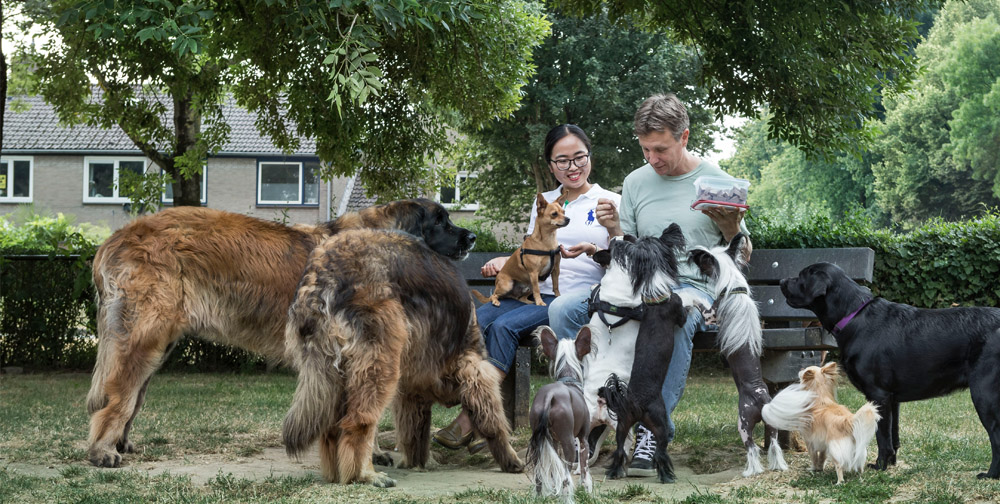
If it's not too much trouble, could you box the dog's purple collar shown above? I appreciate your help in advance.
[832,298,873,335]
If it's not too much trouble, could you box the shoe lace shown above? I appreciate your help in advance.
[633,425,656,460]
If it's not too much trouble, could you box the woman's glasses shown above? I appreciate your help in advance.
[549,153,590,171]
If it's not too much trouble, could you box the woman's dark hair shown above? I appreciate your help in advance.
[544,124,592,162]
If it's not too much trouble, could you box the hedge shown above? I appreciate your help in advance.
[5,209,1000,371]
[749,209,1000,308]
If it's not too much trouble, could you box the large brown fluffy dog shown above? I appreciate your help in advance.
[86,199,476,468]
[282,228,523,487]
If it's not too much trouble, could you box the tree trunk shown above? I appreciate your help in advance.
[1,32,7,148]
[530,157,556,193]
[171,90,203,207]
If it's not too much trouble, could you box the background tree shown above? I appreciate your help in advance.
[19,0,549,206]
[724,116,878,222]
[554,0,945,157]
[873,0,1000,223]
[462,10,718,223]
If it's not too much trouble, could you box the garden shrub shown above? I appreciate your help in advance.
[0,210,103,370]
[749,208,1000,308]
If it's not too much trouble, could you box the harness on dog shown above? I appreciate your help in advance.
[832,298,873,335]
[519,247,561,282]
[588,285,646,329]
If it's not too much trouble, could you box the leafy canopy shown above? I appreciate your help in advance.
[20,0,550,204]
[461,10,718,223]
[872,0,1000,224]
[553,0,943,157]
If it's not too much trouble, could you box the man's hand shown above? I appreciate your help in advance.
[596,198,623,237]
[700,206,745,242]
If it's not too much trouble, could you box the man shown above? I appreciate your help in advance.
[547,93,750,476]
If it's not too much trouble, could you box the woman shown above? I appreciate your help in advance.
[433,124,621,453]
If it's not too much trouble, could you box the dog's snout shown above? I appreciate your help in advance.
[466,232,477,245]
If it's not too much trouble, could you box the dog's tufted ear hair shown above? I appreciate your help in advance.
[537,326,559,361]
[593,249,612,268]
[575,325,593,360]
[623,234,638,243]
[800,366,818,385]
[821,361,839,378]
[688,248,719,279]
[725,233,747,266]
[659,223,686,251]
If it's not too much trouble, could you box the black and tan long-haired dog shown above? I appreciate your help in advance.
[590,225,688,483]
[688,233,789,477]
[526,325,592,502]
[86,199,476,468]
[781,262,1000,479]
[283,228,521,487]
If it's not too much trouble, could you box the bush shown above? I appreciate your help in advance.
[748,208,1000,308]
[0,210,104,370]
[1,209,272,372]
[454,218,517,252]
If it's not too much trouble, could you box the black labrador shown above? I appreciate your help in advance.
[780,262,1000,479]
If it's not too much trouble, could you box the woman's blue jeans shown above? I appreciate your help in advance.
[477,294,555,374]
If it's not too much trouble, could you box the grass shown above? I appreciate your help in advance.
[2,367,1000,503]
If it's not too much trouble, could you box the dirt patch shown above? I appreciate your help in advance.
[6,446,741,500]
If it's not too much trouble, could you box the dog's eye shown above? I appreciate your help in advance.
[550,212,558,217]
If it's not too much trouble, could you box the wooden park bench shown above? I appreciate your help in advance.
[461,247,875,431]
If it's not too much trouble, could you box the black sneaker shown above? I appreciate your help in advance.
[628,424,656,477]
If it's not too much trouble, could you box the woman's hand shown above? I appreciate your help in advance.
[700,206,746,242]
[481,256,509,278]
[561,242,598,259]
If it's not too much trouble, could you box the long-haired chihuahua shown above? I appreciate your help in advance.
[763,362,881,484]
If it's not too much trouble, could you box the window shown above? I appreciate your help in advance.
[0,156,33,203]
[162,168,208,205]
[257,162,320,205]
[439,171,479,211]
[82,157,148,203]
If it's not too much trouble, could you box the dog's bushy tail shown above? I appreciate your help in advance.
[527,407,573,500]
[281,281,346,459]
[761,383,816,432]
[848,402,881,471]
[598,374,636,423]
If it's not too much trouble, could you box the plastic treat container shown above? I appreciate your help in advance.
[690,176,750,210]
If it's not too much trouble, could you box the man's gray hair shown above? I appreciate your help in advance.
[634,93,689,140]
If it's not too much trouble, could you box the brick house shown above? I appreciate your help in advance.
[1,95,478,230]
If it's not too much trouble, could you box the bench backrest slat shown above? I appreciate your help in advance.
[746,248,874,284]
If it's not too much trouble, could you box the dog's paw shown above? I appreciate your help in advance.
[977,471,1000,480]
[605,465,626,480]
[370,472,396,488]
[116,439,136,454]
[372,451,394,467]
[88,446,122,468]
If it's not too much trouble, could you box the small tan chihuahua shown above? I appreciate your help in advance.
[473,193,569,306]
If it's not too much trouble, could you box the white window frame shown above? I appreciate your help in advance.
[439,171,480,211]
[256,161,320,206]
[82,156,149,204]
[161,167,208,205]
[0,155,34,203]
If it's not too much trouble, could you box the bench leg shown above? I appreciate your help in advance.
[500,346,532,431]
